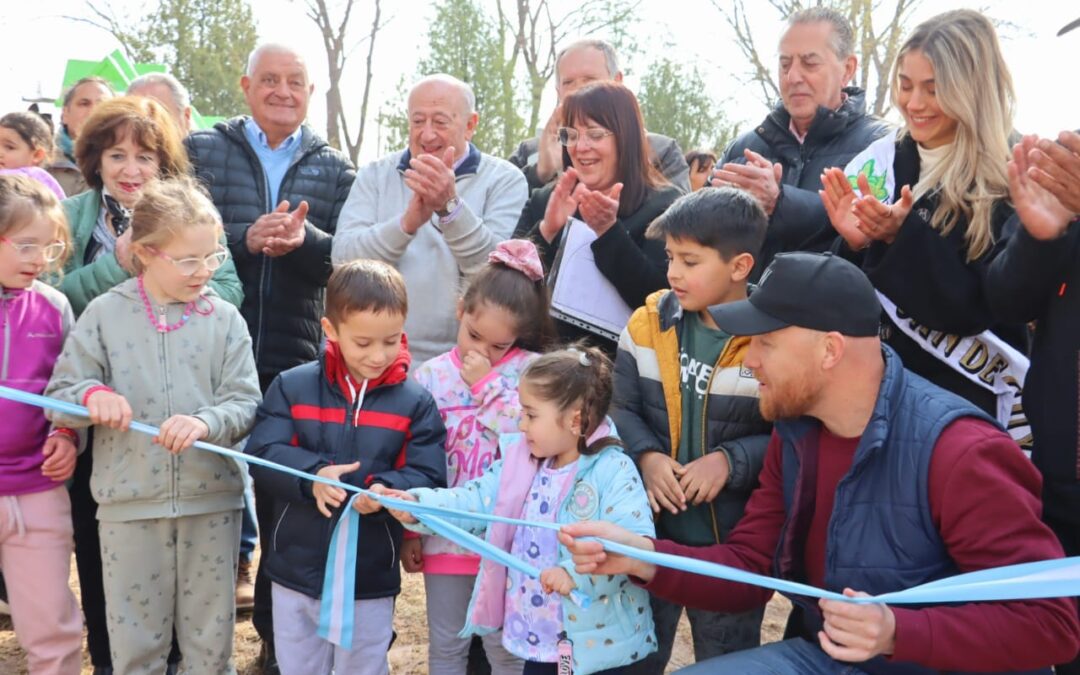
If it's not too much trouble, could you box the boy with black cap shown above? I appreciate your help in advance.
[613,187,772,670]
[566,251,1080,672]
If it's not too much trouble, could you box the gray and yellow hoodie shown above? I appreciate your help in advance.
[613,289,771,546]
[45,277,261,522]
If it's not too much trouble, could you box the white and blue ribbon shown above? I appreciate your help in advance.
[6,385,1080,646]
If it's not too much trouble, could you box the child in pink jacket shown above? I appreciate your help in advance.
[411,241,555,674]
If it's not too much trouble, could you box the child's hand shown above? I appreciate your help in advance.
[313,462,361,518]
[460,350,493,387]
[366,485,420,524]
[155,415,210,454]
[401,537,424,573]
[86,390,133,430]
[679,451,731,506]
[540,566,576,597]
[638,451,687,515]
[41,434,78,482]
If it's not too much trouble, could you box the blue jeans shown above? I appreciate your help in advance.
[239,478,258,562]
[674,638,868,674]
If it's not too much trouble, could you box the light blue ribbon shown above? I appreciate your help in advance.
[6,385,1080,645]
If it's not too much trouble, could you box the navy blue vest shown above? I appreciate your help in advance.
[771,347,1046,675]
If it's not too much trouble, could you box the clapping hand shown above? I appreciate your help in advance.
[1009,134,1076,241]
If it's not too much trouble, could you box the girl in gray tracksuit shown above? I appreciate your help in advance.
[46,178,261,674]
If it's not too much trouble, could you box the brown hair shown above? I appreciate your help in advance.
[684,149,716,175]
[520,344,619,456]
[129,175,222,274]
[75,96,189,190]
[325,260,408,326]
[461,261,556,353]
[561,81,665,217]
[0,174,72,272]
[0,112,55,160]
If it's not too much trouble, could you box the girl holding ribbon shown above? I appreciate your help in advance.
[45,176,261,674]
[377,346,656,675]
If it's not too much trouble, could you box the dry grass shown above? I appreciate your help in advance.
[0,551,790,674]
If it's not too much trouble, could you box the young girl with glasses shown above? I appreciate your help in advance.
[46,175,261,674]
[0,174,83,675]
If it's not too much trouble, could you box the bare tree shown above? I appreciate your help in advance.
[302,0,384,163]
[497,0,641,135]
[711,0,920,116]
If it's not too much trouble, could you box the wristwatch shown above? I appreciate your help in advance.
[437,196,462,217]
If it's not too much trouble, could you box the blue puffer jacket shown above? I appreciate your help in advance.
[407,426,656,675]
[186,117,356,383]
[245,339,447,600]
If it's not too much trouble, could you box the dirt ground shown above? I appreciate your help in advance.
[0,551,790,673]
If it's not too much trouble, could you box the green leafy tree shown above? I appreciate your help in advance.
[638,56,738,156]
[82,0,258,118]
[380,0,525,157]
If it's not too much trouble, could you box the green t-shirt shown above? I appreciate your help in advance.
[657,310,732,546]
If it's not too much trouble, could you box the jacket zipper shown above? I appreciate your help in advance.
[272,503,290,551]
[157,304,178,516]
[241,128,315,367]
[700,340,733,545]
[384,521,396,571]
[1,296,10,381]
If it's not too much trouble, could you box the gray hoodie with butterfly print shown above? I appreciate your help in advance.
[45,277,261,522]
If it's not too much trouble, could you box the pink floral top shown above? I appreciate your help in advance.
[413,346,539,574]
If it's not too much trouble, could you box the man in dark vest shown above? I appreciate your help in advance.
[563,252,1080,673]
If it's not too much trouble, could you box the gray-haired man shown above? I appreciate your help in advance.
[508,38,690,192]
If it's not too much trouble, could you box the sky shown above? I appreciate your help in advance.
[2,0,1078,162]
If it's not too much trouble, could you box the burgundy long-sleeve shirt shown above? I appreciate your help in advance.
[643,418,1080,671]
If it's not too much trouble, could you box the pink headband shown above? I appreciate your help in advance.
[488,240,544,282]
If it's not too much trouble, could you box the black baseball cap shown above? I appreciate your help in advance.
[711,252,881,337]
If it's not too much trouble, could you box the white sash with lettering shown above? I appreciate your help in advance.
[877,292,1031,451]
[842,134,1031,450]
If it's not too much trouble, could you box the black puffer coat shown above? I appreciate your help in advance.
[186,117,356,384]
[720,87,891,279]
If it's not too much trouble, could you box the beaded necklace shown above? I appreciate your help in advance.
[137,275,212,333]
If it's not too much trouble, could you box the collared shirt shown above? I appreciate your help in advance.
[243,118,304,207]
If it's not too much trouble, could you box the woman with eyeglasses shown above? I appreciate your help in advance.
[514,81,681,352]
[59,96,242,317]
[55,95,242,675]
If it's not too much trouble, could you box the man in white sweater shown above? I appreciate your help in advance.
[332,74,528,364]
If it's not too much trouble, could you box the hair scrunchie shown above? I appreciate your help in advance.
[488,239,544,282]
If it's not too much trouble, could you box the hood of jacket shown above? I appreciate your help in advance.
[322,334,411,406]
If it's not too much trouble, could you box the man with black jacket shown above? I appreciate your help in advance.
[185,41,355,675]
[711,7,890,279]
[985,22,1080,670]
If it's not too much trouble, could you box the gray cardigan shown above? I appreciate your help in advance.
[331,144,528,364]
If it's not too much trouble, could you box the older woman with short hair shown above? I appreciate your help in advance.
[60,95,242,315]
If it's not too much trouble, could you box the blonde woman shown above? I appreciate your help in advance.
[819,9,1023,417]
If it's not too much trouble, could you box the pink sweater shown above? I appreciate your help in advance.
[413,347,538,575]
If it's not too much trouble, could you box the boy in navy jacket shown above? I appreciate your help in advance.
[246,260,447,675]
